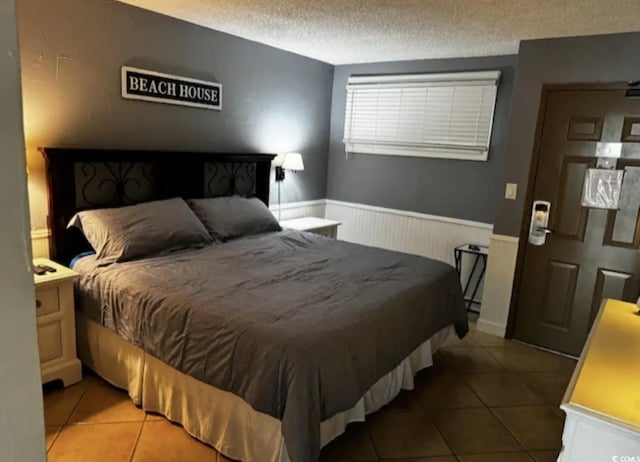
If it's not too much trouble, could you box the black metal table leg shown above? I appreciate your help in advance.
[454,244,488,313]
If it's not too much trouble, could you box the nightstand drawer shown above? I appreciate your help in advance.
[35,286,60,317]
[37,320,63,364]
[312,226,337,238]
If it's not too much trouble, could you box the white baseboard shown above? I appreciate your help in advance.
[476,317,507,337]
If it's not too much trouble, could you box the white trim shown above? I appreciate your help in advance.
[31,228,51,240]
[489,234,520,244]
[477,234,520,338]
[476,318,506,337]
[347,71,501,86]
[325,199,493,231]
[269,199,325,212]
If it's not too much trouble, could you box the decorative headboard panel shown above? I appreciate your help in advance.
[41,148,275,264]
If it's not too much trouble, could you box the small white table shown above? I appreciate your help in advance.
[33,258,82,387]
[279,217,341,238]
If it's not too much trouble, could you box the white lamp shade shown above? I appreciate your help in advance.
[282,152,304,171]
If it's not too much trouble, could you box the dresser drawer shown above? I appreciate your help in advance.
[37,320,63,364]
[35,285,60,317]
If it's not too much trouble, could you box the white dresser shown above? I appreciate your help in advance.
[559,299,640,461]
[33,258,82,387]
[279,217,341,238]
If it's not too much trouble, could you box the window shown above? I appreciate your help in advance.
[343,71,500,161]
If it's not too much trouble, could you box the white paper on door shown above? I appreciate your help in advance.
[581,168,623,209]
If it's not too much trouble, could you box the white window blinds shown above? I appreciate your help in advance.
[343,71,500,161]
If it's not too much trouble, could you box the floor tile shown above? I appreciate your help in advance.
[429,351,450,373]
[439,348,504,373]
[431,407,521,455]
[551,355,577,373]
[383,388,425,411]
[369,411,452,458]
[464,373,545,407]
[415,372,484,410]
[381,458,457,462]
[320,421,378,461]
[468,329,510,347]
[458,453,534,461]
[485,345,563,372]
[529,450,561,462]
[48,422,142,462]
[43,383,86,426]
[132,420,218,462]
[145,411,165,421]
[519,372,572,405]
[45,426,61,451]
[68,379,145,424]
[442,330,480,348]
[492,406,564,450]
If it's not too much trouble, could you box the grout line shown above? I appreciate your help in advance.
[45,425,62,455]
[486,406,527,452]
[44,379,93,454]
[61,381,92,427]
[365,420,381,460]
[128,419,146,462]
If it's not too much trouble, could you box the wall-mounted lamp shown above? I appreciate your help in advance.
[274,152,304,220]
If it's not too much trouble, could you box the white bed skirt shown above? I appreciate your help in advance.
[77,314,452,462]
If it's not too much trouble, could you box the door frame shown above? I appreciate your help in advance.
[504,81,631,339]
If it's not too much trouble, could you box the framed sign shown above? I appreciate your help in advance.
[121,66,222,110]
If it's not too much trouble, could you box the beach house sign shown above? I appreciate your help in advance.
[121,66,222,110]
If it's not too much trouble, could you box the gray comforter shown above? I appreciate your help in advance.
[75,229,467,462]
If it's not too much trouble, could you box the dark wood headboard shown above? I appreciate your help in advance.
[42,148,276,264]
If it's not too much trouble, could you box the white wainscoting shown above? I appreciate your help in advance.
[31,229,50,259]
[270,199,326,221]
[325,199,493,303]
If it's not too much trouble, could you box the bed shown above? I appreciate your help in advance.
[43,148,468,462]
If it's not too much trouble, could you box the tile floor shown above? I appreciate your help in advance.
[42,322,575,462]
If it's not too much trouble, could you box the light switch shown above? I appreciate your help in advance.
[505,183,518,200]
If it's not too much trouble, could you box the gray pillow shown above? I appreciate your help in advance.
[188,196,281,240]
[68,198,213,263]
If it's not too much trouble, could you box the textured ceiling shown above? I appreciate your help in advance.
[118,0,640,64]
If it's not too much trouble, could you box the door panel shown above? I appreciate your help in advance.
[605,162,640,247]
[590,268,634,324]
[555,156,594,240]
[514,89,640,356]
[540,260,579,330]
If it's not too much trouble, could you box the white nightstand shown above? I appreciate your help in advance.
[280,217,342,238]
[33,258,82,387]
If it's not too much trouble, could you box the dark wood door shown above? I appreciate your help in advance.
[514,88,640,356]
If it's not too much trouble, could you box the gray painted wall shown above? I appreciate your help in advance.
[494,31,640,236]
[18,0,333,229]
[327,55,516,224]
[0,1,46,461]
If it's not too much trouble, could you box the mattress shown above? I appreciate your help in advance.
[74,229,467,461]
